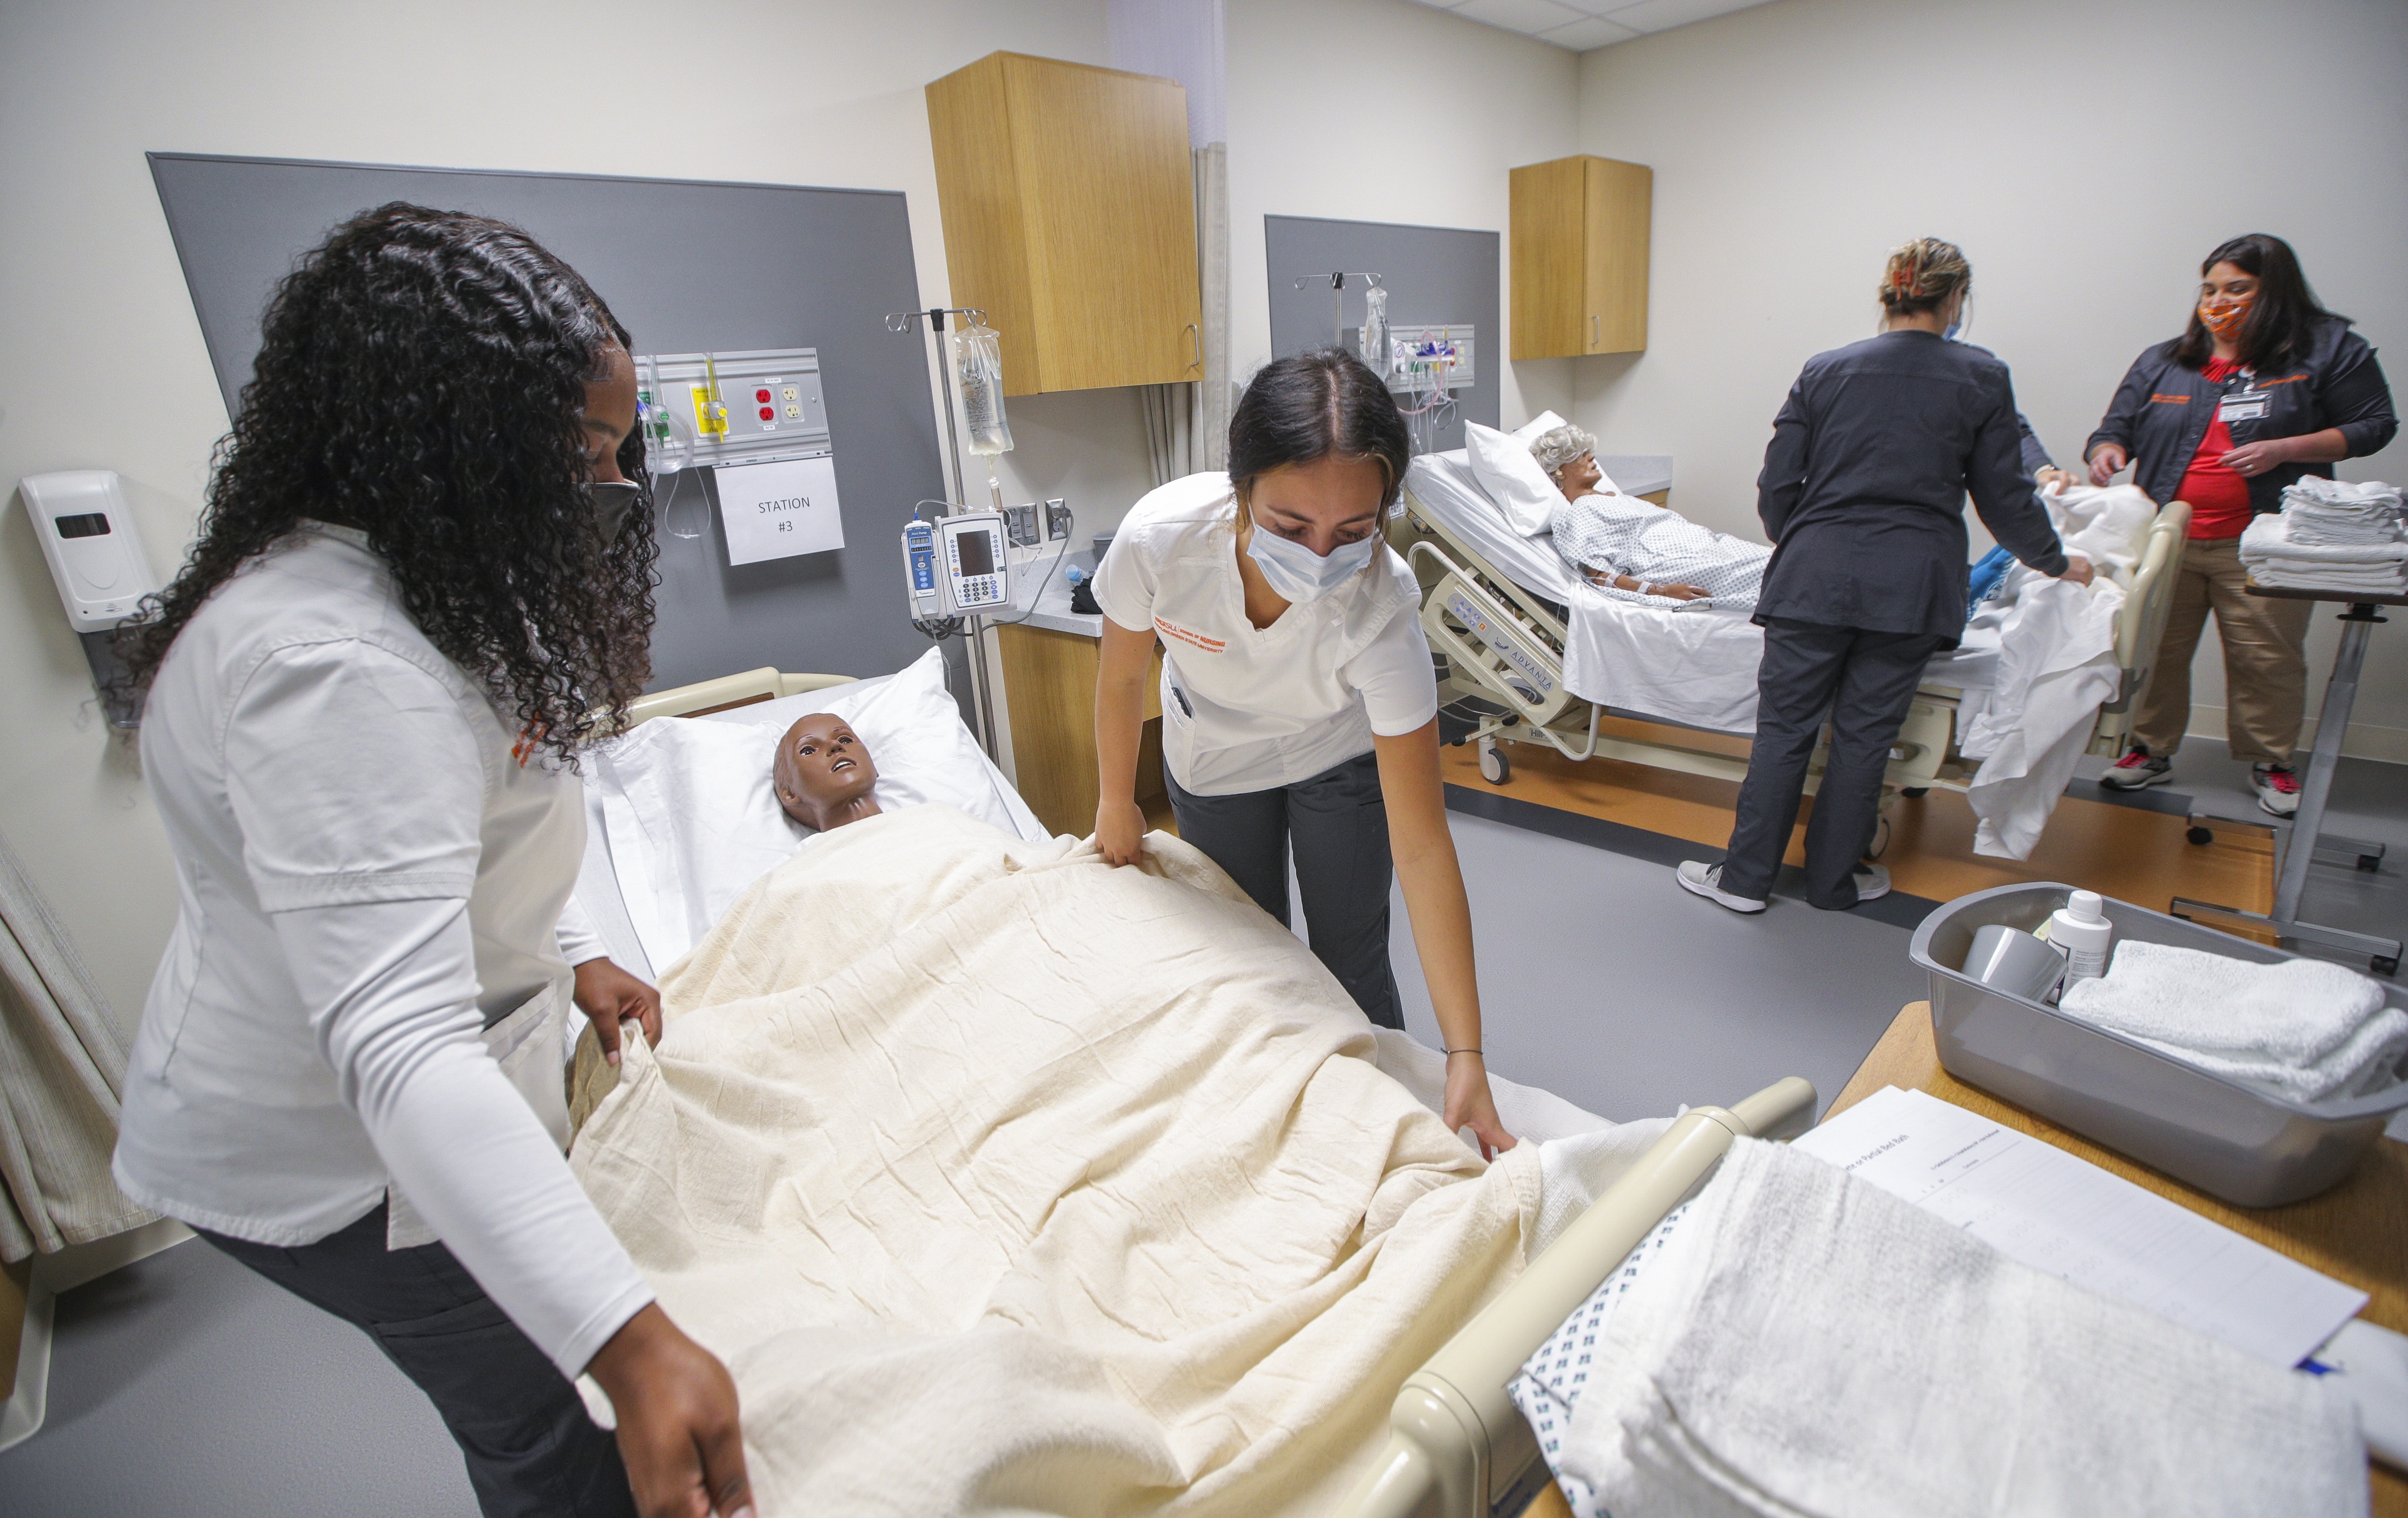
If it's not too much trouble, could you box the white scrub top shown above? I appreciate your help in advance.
[114,523,650,1378]
[1094,472,1438,796]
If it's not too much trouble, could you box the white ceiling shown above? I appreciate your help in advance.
[1400,0,1776,52]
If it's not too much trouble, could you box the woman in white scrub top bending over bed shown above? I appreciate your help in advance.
[1090,349,1515,1157]
[111,205,749,1518]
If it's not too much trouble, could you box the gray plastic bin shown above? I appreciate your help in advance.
[1909,882,2408,1208]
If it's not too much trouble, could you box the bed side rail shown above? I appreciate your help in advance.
[1339,1076,1818,1518]
[621,668,858,727]
[2093,498,2190,752]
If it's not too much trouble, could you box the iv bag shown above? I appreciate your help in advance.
[1360,285,1390,381]
[953,324,1015,456]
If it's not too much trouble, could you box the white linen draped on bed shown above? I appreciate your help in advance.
[569,804,1551,1515]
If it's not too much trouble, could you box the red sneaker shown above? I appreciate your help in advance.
[2100,749,2172,791]
[2253,764,2301,818]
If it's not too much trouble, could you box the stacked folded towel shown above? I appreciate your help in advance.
[2058,939,2408,1102]
[2240,479,2405,593]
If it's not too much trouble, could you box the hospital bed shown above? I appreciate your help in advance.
[1338,1075,1818,1518]
[1392,451,2189,839]
[571,655,1822,1515]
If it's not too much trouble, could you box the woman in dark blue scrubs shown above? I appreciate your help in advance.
[1679,238,2089,914]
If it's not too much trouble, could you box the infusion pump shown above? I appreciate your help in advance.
[902,510,1010,621]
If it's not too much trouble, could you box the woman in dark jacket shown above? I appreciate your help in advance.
[2089,233,2397,816]
[1678,238,2086,915]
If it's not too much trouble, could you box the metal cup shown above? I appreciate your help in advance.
[1965,923,2067,1004]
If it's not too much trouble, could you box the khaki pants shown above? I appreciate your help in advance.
[2131,536,2312,765]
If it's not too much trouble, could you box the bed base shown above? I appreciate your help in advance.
[1338,1075,1818,1518]
[1394,489,2191,814]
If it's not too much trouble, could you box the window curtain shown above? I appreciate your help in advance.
[0,830,152,1262]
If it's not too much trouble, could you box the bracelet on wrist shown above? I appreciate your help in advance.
[1444,1046,1482,1058]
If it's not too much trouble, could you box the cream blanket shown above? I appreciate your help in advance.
[570,804,1542,1515]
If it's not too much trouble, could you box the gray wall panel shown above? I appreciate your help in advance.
[1263,214,1499,453]
[149,153,954,693]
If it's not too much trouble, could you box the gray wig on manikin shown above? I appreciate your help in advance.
[1528,423,1598,480]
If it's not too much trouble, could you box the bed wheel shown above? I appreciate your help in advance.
[1478,740,1510,786]
[1900,787,1930,799]
[1867,814,1891,860]
[2186,826,2214,846]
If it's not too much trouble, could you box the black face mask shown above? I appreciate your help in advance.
[584,480,642,547]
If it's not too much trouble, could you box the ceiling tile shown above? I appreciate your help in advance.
[1594,0,1773,34]
[1538,14,1642,48]
[1448,0,1590,36]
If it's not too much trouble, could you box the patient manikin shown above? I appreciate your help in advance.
[1529,423,1771,610]
[773,713,884,832]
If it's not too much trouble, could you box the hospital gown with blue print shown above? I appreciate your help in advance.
[1547,490,1771,612]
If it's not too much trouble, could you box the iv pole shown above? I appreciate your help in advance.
[1292,271,1383,347]
[885,305,1000,760]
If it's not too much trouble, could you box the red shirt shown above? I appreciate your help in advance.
[2177,356,2254,538]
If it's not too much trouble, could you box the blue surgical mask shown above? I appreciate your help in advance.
[1945,292,1974,342]
[1245,522,1378,603]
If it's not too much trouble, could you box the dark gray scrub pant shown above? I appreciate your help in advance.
[1718,618,1943,909]
[1164,749,1405,1028]
[196,1204,635,1518]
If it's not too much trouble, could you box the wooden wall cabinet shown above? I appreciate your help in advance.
[1510,155,1652,359]
[926,52,1203,396]
[996,624,1168,838]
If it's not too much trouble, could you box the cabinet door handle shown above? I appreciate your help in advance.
[1185,322,1201,372]
[1590,314,1599,348]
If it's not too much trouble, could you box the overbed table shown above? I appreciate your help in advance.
[1835,1001,2408,1517]
[2172,584,2407,975]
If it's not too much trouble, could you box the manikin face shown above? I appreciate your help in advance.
[1555,452,1603,500]
[772,713,879,828]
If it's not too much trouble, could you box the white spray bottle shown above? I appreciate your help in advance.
[2041,889,2115,988]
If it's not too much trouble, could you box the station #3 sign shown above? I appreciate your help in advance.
[714,456,843,565]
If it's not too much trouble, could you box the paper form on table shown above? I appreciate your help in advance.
[1792,1085,2367,1367]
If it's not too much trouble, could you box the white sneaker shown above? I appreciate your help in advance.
[1851,863,1892,903]
[2253,764,2301,818]
[1677,860,1766,914]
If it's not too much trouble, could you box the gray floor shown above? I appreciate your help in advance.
[1388,811,1927,1124]
[6,754,2400,1513]
[0,1231,476,1517]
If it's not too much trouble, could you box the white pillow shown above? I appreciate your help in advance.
[1512,409,1569,443]
[592,648,1044,971]
[1466,420,1569,537]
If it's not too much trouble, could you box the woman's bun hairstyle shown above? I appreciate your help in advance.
[1878,237,1971,317]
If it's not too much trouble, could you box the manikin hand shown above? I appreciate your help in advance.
[573,957,662,1066]
[1444,1052,1518,1161]
[1094,796,1148,868]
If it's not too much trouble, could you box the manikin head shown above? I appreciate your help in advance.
[772,713,882,831]
[1529,423,1603,502]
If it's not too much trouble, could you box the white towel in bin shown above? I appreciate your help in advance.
[1551,1137,2364,1518]
[2059,941,2408,1103]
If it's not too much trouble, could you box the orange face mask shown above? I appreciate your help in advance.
[2199,294,2254,340]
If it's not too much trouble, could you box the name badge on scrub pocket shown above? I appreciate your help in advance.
[2220,372,2271,424]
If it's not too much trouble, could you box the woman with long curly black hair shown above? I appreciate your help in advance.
[112,204,751,1518]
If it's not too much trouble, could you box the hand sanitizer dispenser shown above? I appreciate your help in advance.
[18,470,161,727]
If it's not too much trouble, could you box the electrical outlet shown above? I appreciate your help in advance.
[1045,498,1073,541]
[1003,502,1038,549]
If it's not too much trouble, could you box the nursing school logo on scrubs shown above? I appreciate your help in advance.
[1154,616,1225,654]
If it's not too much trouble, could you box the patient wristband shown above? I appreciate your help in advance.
[1444,1046,1482,1058]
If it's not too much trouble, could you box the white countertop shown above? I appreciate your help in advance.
[988,546,1102,638]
